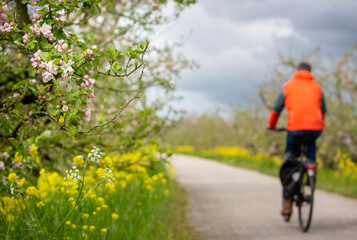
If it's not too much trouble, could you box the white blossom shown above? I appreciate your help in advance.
[40,23,52,35]
[87,146,103,164]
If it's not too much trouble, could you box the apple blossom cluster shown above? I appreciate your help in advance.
[0,5,14,33]
[29,23,56,40]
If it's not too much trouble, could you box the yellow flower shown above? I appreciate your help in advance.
[65,221,71,225]
[73,155,84,167]
[105,182,115,193]
[83,225,88,230]
[39,169,46,175]
[111,213,119,220]
[8,173,17,183]
[96,168,105,179]
[26,186,38,197]
[101,228,107,234]
[71,224,76,229]
[16,177,26,188]
[92,211,97,215]
[89,226,95,231]
[82,233,88,239]
[58,115,65,124]
[37,201,45,208]
[97,197,105,205]
[82,213,89,219]
[164,189,170,195]
[29,145,38,156]
[14,152,23,162]
[102,204,108,210]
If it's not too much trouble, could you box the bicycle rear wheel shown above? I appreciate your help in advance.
[298,171,315,232]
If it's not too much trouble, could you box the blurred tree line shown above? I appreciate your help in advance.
[162,47,357,168]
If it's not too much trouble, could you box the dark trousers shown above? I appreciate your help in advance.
[285,130,322,163]
[282,130,322,200]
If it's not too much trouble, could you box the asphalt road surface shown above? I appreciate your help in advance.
[171,154,357,240]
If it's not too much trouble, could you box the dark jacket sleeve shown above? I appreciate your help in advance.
[267,89,285,129]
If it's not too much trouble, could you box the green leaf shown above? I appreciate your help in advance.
[112,62,120,71]
[12,80,28,91]
[86,62,92,70]
[53,26,67,40]
[40,52,51,62]
[53,59,60,65]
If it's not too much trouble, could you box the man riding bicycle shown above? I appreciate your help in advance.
[267,62,327,216]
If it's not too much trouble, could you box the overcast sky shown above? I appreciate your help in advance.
[151,0,357,114]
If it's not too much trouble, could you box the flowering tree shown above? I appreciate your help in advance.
[0,0,195,179]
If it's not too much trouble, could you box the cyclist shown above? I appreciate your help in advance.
[267,62,327,216]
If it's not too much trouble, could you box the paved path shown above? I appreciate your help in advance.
[171,154,357,240]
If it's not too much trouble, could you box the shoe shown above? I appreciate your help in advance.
[281,198,292,216]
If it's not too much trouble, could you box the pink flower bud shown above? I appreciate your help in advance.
[56,105,60,109]
[86,49,93,55]
[84,75,88,79]
[91,58,95,61]
[38,87,42,90]
[67,49,73,54]
[46,98,50,101]
[38,96,41,99]
[13,93,20,98]
[42,96,46,99]
[60,60,64,65]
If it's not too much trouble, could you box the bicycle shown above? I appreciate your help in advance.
[269,127,317,232]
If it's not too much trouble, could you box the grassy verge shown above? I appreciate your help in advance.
[166,181,202,240]
[177,151,357,199]
[0,146,200,240]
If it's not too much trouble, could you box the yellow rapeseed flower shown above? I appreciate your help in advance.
[164,189,170,195]
[111,213,119,220]
[37,201,45,208]
[89,226,95,231]
[97,197,105,205]
[92,211,96,215]
[82,213,89,219]
[39,169,46,175]
[14,152,23,162]
[58,115,65,124]
[29,145,38,156]
[8,173,17,183]
[73,155,84,167]
[26,186,38,197]
[83,225,88,230]
[65,220,71,225]
[101,228,107,234]
[71,224,76,229]
[17,178,26,188]
[102,204,108,210]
